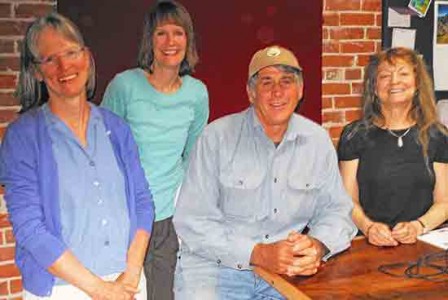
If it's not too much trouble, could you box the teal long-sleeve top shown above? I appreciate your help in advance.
[102,68,209,221]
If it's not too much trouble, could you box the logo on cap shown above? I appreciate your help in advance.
[266,46,281,57]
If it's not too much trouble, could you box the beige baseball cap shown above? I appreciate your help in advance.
[248,45,302,79]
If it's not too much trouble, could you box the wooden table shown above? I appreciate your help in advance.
[254,238,448,299]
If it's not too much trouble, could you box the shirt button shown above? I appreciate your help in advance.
[237,264,242,269]
[273,208,278,213]
[101,219,108,226]
[305,183,310,188]
[104,240,110,246]
[98,198,103,205]
[274,178,278,183]
[217,259,221,264]
[265,234,269,239]
[93,180,100,187]
[89,161,95,167]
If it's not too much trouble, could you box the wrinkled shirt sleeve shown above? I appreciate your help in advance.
[0,126,67,269]
[174,132,257,270]
[307,137,357,259]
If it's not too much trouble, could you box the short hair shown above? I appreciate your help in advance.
[137,0,198,76]
[16,12,96,113]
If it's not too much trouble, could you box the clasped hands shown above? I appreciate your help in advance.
[251,231,326,277]
[91,267,141,300]
[366,220,424,247]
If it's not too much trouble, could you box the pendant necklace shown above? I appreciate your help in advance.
[387,128,411,148]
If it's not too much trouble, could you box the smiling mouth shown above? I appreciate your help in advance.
[58,73,77,83]
[389,88,406,94]
[162,49,181,56]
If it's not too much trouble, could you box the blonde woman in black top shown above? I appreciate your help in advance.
[338,48,448,247]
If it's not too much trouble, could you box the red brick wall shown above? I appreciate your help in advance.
[0,0,381,298]
[323,0,382,144]
[0,2,56,298]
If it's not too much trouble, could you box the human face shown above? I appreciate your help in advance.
[248,66,303,139]
[34,27,90,102]
[375,59,416,107]
[152,22,187,71]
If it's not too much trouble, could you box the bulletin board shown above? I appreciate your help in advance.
[382,0,448,101]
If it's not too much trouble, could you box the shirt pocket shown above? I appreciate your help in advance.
[285,174,322,220]
[218,169,265,221]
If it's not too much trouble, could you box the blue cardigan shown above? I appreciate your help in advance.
[0,106,154,296]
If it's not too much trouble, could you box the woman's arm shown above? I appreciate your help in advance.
[339,159,398,246]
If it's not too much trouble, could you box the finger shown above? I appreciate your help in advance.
[291,237,314,253]
[286,262,320,276]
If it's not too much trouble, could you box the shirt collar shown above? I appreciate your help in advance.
[42,102,102,126]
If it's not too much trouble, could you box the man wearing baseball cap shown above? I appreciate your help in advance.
[173,45,356,299]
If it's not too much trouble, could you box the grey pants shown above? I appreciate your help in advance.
[144,217,179,300]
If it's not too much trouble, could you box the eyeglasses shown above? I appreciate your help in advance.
[34,47,85,67]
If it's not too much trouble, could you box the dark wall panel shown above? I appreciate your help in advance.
[59,0,322,122]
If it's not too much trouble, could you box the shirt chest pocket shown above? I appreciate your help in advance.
[285,175,322,220]
[218,169,266,221]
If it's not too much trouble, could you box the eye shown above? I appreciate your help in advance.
[280,77,294,86]
[174,29,185,37]
[155,30,166,37]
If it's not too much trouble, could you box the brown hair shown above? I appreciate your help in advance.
[361,47,447,163]
[137,0,198,76]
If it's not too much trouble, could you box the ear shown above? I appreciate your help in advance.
[33,66,44,82]
[246,85,255,104]
[297,81,304,103]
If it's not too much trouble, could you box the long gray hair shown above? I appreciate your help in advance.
[16,12,96,113]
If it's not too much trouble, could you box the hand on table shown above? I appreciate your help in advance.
[392,221,422,244]
[366,222,398,247]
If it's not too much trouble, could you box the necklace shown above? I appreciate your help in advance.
[387,128,411,148]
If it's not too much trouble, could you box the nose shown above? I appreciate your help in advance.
[55,55,71,70]
[271,81,283,96]
[390,72,398,84]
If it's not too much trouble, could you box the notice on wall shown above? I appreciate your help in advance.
[408,0,432,17]
[388,7,411,27]
[392,28,416,49]
[433,2,448,90]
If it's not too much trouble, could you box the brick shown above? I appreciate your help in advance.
[0,110,18,123]
[323,12,339,26]
[10,279,22,294]
[0,281,7,295]
[375,14,382,26]
[335,96,362,108]
[362,0,382,12]
[322,83,351,95]
[325,0,361,11]
[0,21,30,36]
[330,28,364,40]
[0,246,15,261]
[357,54,373,67]
[322,55,354,67]
[323,111,344,123]
[346,109,362,122]
[0,93,19,106]
[322,28,329,40]
[352,82,364,94]
[340,13,375,26]
[329,126,344,139]
[0,214,11,228]
[324,69,343,81]
[0,75,16,89]
[323,40,339,53]
[322,97,333,109]
[0,264,20,278]
[0,3,11,18]
[15,3,55,19]
[367,27,381,39]
[0,56,20,72]
[0,231,3,245]
[345,68,362,80]
[341,41,376,53]
[5,229,15,244]
[0,40,15,53]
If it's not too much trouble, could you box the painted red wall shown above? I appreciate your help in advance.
[59,0,322,123]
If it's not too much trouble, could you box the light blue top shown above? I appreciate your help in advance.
[43,104,129,284]
[173,106,356,279]
[102,68,209,221]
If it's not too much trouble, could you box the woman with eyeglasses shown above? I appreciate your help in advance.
[0,12,154,299]
[338,48,448,247]
[101,1,209,299]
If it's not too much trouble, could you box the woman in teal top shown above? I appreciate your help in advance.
[101,1,209,299]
